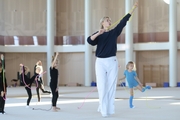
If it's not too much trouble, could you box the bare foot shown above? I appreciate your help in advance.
[52,107,58,112]
[55,107,60,110]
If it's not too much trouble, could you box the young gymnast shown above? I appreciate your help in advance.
[119,61,152,108]
[0,54,7,114]
[50,52,60,112]
[19,64,34,108]
[87,2,138,117]
[33,61,51,102]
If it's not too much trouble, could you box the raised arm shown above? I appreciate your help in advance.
[51,52,59,68]
[1,54,4,61]
[129,2,138,15]
[20,63,29,73]
[1,54,5,70]
[19,64,24,74]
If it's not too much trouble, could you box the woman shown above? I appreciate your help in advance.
[87,2,138,117]
[50,52,60,112]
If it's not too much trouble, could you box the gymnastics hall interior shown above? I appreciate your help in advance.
[1,0,180,120]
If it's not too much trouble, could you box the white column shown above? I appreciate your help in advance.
[125,0,133,63]
[84,0,92,86]
[47,0,55,86]
[125,0,133,86]
[169,0,177,87]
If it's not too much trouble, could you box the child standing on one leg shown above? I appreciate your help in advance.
[119,61,152,108]
[33,61,51,103]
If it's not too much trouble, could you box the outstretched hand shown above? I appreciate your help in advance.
[134,1,138,8]
[129,1,138,15]
[19,63,23,67]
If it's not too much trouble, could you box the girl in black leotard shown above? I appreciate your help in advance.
[19,64,33,108]
[50,52,60,112]
[0,54,7,114]
[33,61,51,102]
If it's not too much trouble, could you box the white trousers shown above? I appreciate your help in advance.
[95,56,118,116]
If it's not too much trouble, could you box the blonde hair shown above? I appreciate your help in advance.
[126,61,136,71]
[36,65,43,74]
[38,61,42,66]
[99,16,111,29]
[19,66,29,74]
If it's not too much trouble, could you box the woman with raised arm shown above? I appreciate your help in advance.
[87,2,138,117]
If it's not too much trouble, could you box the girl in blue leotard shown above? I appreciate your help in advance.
[119,61,151,108]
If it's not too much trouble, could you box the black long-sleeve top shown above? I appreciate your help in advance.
[50,67,58,87]
[0,69,7,92]
[34,65,37,75]
[20,66,33,87]
[87,13,131,58]
[33,64,39,80]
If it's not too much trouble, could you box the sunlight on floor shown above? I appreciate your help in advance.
[5,99,124,108]
[140,96,174,99]
[170,102,180,105]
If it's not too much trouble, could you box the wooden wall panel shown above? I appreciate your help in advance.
[59,52,85,85]
[5,53,47,86]
[138,0,169,33]
[4,52,86,86]
[56,0,85,36]
[143,65,169,87]
[3,51,180,87]
[0,0,180,36]
[0,0,46,36]
[56,0,125,36]
[4,52,126,86]
[136,51,169,87]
